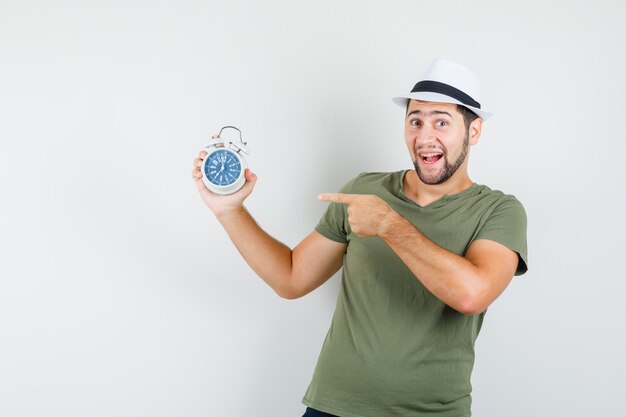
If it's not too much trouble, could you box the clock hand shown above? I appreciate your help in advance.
[212,155,226,179]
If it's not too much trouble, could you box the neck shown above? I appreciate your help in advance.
[403,169,474,207]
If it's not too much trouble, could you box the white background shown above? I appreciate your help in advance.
[1,1,625,416]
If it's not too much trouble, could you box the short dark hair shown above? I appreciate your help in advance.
[405,100,480,131]
[455,104,479,131]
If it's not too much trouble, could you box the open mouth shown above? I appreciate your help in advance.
[419,151,444,165]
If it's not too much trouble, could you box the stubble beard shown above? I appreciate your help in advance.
[413,132,470,185]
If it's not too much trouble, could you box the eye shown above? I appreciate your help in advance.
[409,119,421,127]
[435,120,448,127]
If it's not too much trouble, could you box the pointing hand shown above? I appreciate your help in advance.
[318,193,398,237]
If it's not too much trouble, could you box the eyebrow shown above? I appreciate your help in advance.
[406,110,453,118]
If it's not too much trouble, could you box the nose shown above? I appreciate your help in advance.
[413,123,438,145]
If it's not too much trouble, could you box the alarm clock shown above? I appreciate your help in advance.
[201,126,250,195]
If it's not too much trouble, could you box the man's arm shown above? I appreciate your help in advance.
[380,215,518,314]
[319,193,518,315]
[193,151,346,299]
[215,207,346,298]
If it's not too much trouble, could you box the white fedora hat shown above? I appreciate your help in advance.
[392,58,492,121]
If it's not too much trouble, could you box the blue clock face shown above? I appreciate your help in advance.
[204,149,242,186]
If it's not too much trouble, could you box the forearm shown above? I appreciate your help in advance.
[317,192,516,314]
[216,206,293,297]
[379,213,484,314]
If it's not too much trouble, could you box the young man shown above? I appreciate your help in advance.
[192,58,528,417]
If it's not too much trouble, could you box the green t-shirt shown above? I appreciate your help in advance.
[302,170,528,417]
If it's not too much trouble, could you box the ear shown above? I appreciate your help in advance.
[468,117,482,146]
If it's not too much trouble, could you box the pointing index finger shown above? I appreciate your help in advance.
[318,193,353,204]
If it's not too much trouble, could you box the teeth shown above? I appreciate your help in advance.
[421,152,443,157]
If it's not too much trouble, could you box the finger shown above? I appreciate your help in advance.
[194,157,203,167]
[238,169,257,194]
[244,168,256,183]
[318,193,353,204]
[193,171,208,192]
[243,169,257,189]
[198,150,208,158]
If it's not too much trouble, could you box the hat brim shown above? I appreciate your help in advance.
[392,91,492,121]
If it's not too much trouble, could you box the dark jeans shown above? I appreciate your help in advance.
[302,407,339,417]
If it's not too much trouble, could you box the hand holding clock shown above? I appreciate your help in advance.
[192,149,257,218]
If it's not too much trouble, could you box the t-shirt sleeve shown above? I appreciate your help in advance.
[314,176,358,244]
[474,196,529,276]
